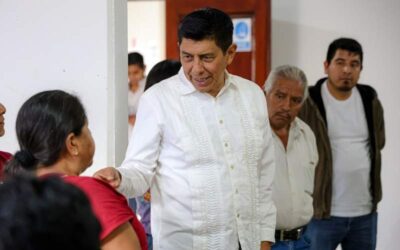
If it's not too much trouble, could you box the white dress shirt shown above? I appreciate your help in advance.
[128,77,146,116]
[272,117,318,230]
[118,69,276,250]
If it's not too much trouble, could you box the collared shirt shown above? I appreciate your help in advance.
[128,77,146,116]
[272,118,318,230]
[118,69,276,250]
[128,77,146,138]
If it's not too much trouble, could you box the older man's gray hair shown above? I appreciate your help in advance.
[264,65,309,102]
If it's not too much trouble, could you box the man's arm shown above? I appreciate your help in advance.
[95,95,162,198]
[260,241,272,250]
[376,98,385,150]
[258,93,277,244]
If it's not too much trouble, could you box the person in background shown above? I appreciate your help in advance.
[144,59,182,91]
[95,7,276,250]
[299,38,385,250]
[128,52,146,130]
[0,175,101,250]
[264,65,318,250]
[5,90,147,250]
[133,59,182,250]
[127,52,146,216]
[0,102,12,182]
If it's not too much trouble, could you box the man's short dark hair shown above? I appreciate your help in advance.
[326,38,363,68]
[128,52,145,68]
[178,7,233,53]
[0,175,101,250]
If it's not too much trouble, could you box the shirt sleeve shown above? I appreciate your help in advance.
[118,94,162,198]
[257,92,277,243]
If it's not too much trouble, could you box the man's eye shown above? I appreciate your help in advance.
[336,61,344,66]
[203,56,214,62]
[292,98,302,104]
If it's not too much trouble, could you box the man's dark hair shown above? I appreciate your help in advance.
[128,52,145,68]
[0,175,101,250]
[326,38,363,68]
[145,60,181,91]
[5,90,87,177]
[178,7,233,53]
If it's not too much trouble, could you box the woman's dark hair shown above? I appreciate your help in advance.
[5,90,87,177]
[0,175,101,250]
[144,60,181,91]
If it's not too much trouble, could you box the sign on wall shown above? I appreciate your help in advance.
[232,18,252,52]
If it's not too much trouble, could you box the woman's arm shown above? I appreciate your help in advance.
[102,222,141,250]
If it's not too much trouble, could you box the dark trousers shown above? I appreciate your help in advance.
[304,212,378,250]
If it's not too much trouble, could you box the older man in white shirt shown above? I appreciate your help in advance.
[264,65,318,250]
[95,8,276,250]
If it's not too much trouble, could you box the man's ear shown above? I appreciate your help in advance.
[65,133,79,157]
[225,44,237,66]
[323,61,329,75]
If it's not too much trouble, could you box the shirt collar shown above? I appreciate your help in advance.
[272,117,303,141]
[290,117,305,140]
[177,68,237,96]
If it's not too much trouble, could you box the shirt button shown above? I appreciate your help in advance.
[230,165,234,170]
[224,143,228,147]
[219,119,223,124]
[235,189,239,194]
[237,213,240,218]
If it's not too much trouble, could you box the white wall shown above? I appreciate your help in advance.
[0,0,128,175]
[272,1,400,249]
[127,1,166,74]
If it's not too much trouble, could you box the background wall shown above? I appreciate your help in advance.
[127,1,166,74]
[0,0,128,175]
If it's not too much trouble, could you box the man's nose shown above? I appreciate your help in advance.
[343,64,351,73]
[281,98,290,111]
[192,58,205,74]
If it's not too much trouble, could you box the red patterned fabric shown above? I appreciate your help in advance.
[0,151,12,181]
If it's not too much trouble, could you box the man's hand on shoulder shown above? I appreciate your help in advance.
[260,241,272,250]
[93,167,121,189]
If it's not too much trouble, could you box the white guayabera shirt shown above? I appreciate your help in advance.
[118,69,276,250]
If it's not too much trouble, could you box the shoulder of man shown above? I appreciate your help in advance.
[356,83,379,99]
[229,73,263,94]
[295,116,316,136]
[307,77,326,99]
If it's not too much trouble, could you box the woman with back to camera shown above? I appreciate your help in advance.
[5,90,147,250]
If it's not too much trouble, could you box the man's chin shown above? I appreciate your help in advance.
[338,86,353,92]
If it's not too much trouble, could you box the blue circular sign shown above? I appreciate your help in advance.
[235,21,248,39]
